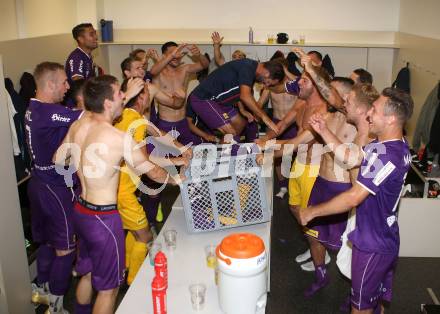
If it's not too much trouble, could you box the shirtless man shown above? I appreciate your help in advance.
[120,56,187,126]
[258,76,299,198]
[115,79,190,286]
[308,82,379,310]
[150,41,209,145]
[260,54,358,295]
[54,75,185,314]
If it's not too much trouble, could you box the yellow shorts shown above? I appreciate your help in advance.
[118,192,148,231]
[288,159,320,208]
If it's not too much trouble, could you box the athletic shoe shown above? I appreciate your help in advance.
[304,265,330,298]
[300,252,331,272]
[45,295,69,314]
[275,187,288,199]
[31,283,49,305]
[295,249,311,263]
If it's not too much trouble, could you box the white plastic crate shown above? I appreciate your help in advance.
[179,144,270,233]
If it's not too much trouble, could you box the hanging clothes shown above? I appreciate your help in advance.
[322,54,335,78]
[5,92,21,156]
[413,82,440,150]
[392,63,410,94]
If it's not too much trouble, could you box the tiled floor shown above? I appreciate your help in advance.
[36,184,440,313]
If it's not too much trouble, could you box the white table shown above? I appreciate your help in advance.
[116,177,273,314]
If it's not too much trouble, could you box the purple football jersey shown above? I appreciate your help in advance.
[349,139,411,254]
[25,99,82,186]
[65,47,95,83]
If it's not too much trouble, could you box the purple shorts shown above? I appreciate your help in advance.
[27,177,76,250]
[304,176,350,250]
[73,199,125,291]
[272,117,298,140]
[189,94,238,130]
[242,121,259,142]
[351,246,397,310]
[149,103,159,125]
[156,117,202,146]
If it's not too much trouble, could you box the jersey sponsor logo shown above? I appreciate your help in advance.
[51,113,71,123]
[386,215,396,227]
[69,59,74,72]
[79,60,84,74]
[372,161,395,186]
[34,164,56,171]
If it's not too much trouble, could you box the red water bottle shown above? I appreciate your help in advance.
[151,275,167,314]
[154,251,168,287]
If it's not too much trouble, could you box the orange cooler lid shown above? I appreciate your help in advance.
[219,233,265,259]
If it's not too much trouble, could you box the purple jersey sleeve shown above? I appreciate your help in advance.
[67,53,86,79]
[357,142,396,195]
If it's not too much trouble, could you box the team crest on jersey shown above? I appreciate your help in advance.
[386,215,396,227]
[223,113,229,119]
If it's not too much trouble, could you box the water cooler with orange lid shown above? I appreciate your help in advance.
[216,233,267,314]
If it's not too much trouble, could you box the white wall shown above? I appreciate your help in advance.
[22,0,77,38]
[394,0,440,144]
[102,0,400,31]
[0,0,18,41]
[399,0,440,40]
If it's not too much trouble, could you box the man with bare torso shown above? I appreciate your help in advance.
[258,78,299,198]
[150,41,209,145]
[54,75,184,314]
[273,52,380,299]
[308,82,379,311]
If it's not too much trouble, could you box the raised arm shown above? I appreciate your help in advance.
[185,44,210,73]
[150,44,188,76]
[293,48,344,110]
[240,85,279,134]
[211,31,225,66]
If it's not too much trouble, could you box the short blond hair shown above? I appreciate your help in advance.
[352,83,379,110]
